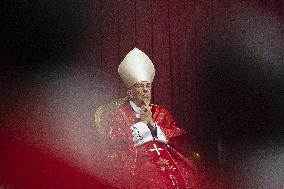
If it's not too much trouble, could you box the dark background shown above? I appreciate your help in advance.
[1,0,284,188]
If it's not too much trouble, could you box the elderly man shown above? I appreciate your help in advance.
[96,48,199,189]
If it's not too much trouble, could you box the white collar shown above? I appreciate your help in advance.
[129,101,141,117]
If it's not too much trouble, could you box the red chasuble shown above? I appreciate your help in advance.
[99,102,200,189]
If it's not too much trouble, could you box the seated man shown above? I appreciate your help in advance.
[95,48,199,189]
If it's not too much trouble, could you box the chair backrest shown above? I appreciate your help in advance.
[94,96,129,133]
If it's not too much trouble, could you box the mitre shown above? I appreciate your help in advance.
[118,48,155,88]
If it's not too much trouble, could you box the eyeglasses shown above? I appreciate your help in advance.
[131,82,152,89]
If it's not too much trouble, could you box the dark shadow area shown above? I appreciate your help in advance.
[199,13,284,188]
[0,0,91,105]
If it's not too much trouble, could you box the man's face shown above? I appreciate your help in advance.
[128,81,152,106]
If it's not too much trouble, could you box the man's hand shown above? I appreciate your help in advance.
[140,100,157,137]
[140,100,154,125]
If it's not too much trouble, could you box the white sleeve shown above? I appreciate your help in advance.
[155,124,168,144]
[130,122,153,147]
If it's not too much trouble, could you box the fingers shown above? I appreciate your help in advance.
[140,105,153,126]
[143,100,151,110]
[141,105,150,113]
[141,105,146,112]
[143,99,150,107]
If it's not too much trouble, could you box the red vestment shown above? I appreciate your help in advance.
[99,102,200,189]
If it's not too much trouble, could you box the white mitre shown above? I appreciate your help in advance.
[118,48,155,88]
